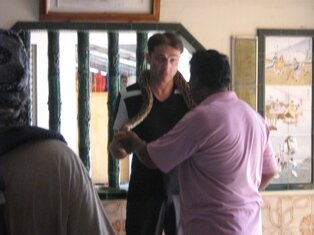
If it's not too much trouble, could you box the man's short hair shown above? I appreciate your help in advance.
[190,49,231,89]
[147,32,183,54]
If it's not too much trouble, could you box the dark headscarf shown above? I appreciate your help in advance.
[0,29,29,132]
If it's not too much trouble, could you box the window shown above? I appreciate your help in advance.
[13,22,204,188]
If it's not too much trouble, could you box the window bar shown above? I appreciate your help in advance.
[18,31,32,125]
[47,31,61,132]
[77,31,91,171]
[107,31,120,188]
[136,32,148,81]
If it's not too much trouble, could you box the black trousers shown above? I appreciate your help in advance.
[125,196,176,235]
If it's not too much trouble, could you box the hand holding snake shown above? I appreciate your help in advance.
[110,69,195,159]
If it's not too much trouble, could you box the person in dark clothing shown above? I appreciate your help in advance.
[110,32,194,235]
[0,29,115,235]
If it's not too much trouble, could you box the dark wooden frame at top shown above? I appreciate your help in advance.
[40,0,160,22]
[258,29,314,190]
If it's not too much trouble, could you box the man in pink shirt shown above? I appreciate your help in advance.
[110,49,279,235]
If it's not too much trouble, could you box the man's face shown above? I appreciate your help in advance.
[146,45,181,83]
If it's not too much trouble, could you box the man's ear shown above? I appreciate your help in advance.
[189,75,199,87]
[145,53,151,64]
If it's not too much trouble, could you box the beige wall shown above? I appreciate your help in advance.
[161,0,314,54]
[1,0,314,56]
[2,1,314,233]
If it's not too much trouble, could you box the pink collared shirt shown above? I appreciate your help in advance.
[148,91,278,235]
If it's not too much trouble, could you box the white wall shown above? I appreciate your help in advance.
[1,0,314,55]
[162,0,314,53]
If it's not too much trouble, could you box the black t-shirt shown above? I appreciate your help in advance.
[113,82,189,198]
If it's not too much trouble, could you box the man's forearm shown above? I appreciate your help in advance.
[259,172,276,191]
[134,141,157,169]
[117,130,157,169]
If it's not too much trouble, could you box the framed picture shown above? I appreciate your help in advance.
[231,36,258,110]
[40,0,160,22]
[257,29,314,190]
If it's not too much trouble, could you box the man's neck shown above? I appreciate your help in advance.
[149,77,174,102]
[195,87,229,105]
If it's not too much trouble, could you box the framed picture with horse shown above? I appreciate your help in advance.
[257,29,314,190]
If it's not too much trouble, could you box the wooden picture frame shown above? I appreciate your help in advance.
[257,29,314,190]
[40,0,160,22]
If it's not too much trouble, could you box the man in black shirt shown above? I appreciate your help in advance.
[110,32,194,235]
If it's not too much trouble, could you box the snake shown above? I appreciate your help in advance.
[124,69,196,130]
